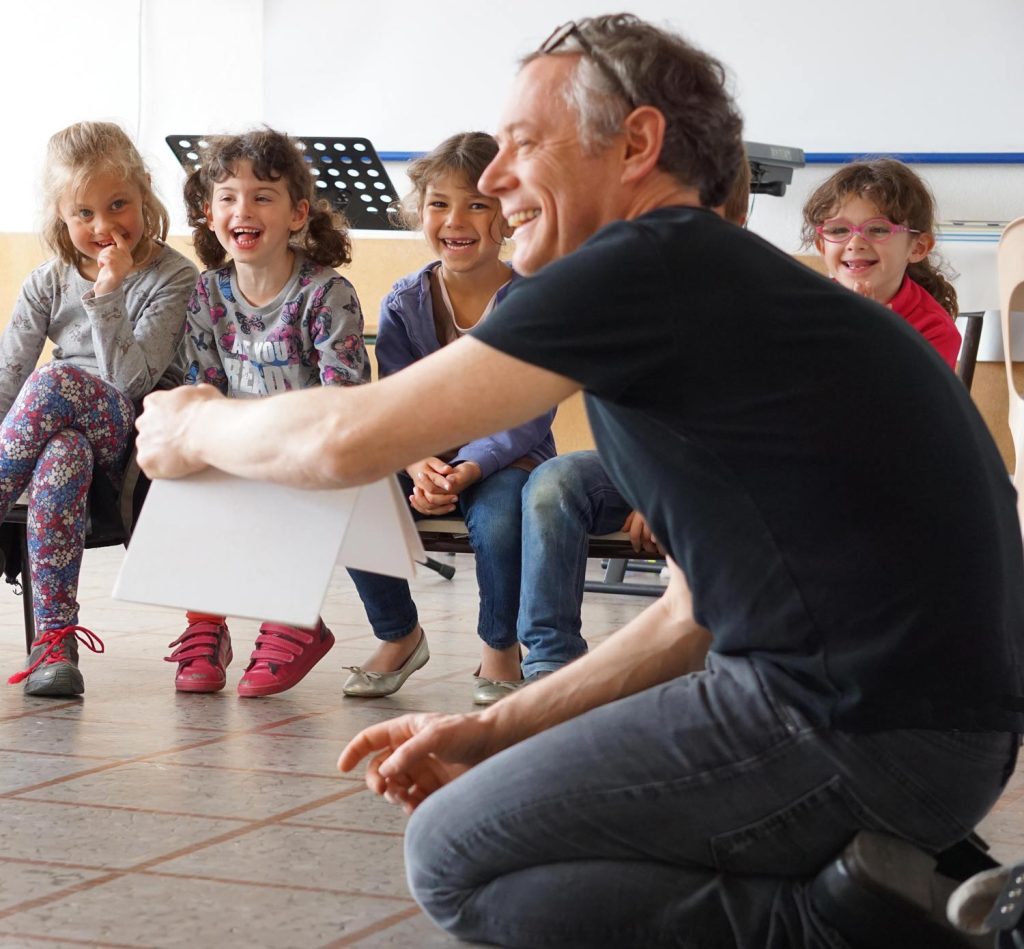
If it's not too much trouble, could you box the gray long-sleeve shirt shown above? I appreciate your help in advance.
[0,242,198,417]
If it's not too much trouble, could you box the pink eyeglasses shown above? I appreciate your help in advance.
[815,217,921,244]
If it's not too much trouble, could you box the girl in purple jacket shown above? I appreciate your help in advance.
[343,132,556,705]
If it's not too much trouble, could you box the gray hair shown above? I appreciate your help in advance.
[523,14,745,208]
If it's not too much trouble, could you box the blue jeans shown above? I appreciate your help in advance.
[405,652,1017,947]
[348,467,529,650]
[519,452,633,677]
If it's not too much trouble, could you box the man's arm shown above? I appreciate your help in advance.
[338,558,712,810]
[136,336,579,489]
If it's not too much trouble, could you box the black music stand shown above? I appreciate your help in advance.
[166,135,402,231]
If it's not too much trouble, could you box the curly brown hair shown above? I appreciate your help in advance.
[42,121,169,268]
[183,128,351,271]
[801,158,957,317]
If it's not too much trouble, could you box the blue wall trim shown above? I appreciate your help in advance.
[380,150,1024,166]
[806,153,1024,165]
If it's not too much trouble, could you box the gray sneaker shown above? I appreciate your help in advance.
[10,626,103,697]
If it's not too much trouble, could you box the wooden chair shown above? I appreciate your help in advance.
[0,451,149,652]
[998,217,1024,528]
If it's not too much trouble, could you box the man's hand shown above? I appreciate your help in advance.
[621,510,664,556]
[92,230,135,297]
[338,711,500,813]
[136,384,223,478]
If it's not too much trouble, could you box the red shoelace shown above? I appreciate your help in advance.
[8,625,105,685]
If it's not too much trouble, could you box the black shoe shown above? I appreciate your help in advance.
[950,862,1024,946]
[810,831,991,948]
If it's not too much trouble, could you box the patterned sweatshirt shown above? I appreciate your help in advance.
[183,250,369,397]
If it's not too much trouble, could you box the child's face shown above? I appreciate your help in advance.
[421,173,508,275]
[59,172,146,265]
[205,160,309,269]
[814,195,933,305]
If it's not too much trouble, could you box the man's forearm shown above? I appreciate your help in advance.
[480,563,711,748]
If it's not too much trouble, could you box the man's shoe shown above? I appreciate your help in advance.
[165,620,233,693]
[237,619,334,697]
[8,625,104,697]
[342,633,429,698]
[810,831,989,948]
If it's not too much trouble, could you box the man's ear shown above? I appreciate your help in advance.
[620,106,666,184]
[908,231,935,263]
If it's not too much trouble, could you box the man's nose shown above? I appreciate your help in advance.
[479,150,513,196]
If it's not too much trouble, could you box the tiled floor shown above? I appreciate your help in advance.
[0,547,650,948]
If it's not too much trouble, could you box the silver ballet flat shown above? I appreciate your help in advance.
[342,633,429,698]
[472,674,524,706]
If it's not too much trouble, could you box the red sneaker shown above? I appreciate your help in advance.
[165,620,232,693]
[237,620,334,698]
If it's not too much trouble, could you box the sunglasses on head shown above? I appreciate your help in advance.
[539,21,636,108]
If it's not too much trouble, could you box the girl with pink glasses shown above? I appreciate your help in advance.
[802,158,961,368]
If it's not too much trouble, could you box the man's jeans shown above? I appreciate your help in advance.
[348,467,529,649]
[405,652,1017,948]
[519,452,633,677]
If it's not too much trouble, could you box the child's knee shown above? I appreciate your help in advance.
[41,430,94,478]
[24,362,87,400]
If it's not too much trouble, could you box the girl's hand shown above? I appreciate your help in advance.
[406,457,454,492]
[406,457,457,514]
[92,230,135,297]
[621,510,664,556]
[445,462,482,494]
[409,483,457,516]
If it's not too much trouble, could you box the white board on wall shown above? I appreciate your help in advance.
[263,0,1024,155]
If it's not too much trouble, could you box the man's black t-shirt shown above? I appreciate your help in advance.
[473,206,1024,731]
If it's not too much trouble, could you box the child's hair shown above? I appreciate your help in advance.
[42,121,169,267]
[395,131,500,232]
[722,152,750,227]
[183,128,351,271]
[800,158,957,317]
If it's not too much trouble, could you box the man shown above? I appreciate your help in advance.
[517,157,750,681]
[137,15,1024,947]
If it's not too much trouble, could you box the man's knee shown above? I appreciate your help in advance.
[405,798,475,935]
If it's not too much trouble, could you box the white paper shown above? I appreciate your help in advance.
[113,470,424,627]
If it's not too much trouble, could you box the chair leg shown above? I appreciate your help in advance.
[603,558,628,583]
[19,526,34,652]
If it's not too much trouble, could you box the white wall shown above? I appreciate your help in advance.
[2,0,1023,318]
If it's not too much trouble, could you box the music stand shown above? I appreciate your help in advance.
[165,135,402,230]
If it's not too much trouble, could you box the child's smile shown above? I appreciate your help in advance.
[421,173,506,275]
[206,160,308,268]
[815,195,931,304]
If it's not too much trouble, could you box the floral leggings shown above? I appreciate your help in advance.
[0,363,135,635]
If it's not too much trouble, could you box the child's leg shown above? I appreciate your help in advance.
[343,569,427,696]
[27,429,94,634]
[166,612,233,694]
[341,470,428,696]
[4,364,135,697]
[459,467,530,689]
[0,363,135,515]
